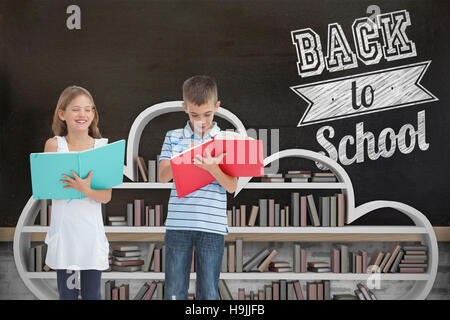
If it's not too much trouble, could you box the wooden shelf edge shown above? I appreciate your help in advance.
[2,226,449,242]
[25,271,431,281]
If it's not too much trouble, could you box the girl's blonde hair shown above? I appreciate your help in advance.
[52,85,102,138]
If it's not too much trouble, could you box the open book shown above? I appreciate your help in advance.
[30,140,125,200]
[170,131,263,198]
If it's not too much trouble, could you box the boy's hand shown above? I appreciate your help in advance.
[193,148,226,173]
[61,170,93,196]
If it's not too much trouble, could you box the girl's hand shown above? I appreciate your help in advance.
[193,148,226,173]
[61,170,93,196]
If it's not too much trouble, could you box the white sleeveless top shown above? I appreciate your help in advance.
[44,136,110,271]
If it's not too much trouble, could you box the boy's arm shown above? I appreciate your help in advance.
[158,160,173,183]
[194,149,238,194]
[208,166,238,194]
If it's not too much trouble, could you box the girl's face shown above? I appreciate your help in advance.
[58,94,95,133]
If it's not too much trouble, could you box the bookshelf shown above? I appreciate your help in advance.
[13,101,438,300]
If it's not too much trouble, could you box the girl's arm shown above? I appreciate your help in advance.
[45,138,112,204]
[61,170,112,204]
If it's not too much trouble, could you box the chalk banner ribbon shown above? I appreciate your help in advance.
[291,61,438,127]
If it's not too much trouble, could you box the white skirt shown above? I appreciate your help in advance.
[45,197,110,271]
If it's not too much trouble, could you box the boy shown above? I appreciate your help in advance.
[158,75,238,300]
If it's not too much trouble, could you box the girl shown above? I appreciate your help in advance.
[43,85,112,300]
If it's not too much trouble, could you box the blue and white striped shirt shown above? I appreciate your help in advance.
[159,120,228,235]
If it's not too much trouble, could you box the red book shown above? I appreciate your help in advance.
[170,132,264,198]
[145,206,149,227]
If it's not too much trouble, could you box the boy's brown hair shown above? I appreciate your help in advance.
[182,75,218,106]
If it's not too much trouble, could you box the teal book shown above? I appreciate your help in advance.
[30,139,125,200]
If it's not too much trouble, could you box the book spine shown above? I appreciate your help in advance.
[134,199,141,226]
[268,199,275,227]
[292,192,300,227]
[148,160,156,182]
[222,246,228,273]
[301,249,307,273]
[272,281,279,300]
[240,205,246,227]
[340,245,349,273]
[275,203,280,227]
[127,203,133,226]
[248,205,259,227]
[156,155,160,182]
[300,196,307,227]
[236,238,243,273]
[323,197,330,227]
[337,193,345,227]
[324,280,331,300]
[285,206,289,227]
[287,282,295,300]
[153,248,161,272]
[265,285,272,300]
[280,280,287,300]
[293,280,304,300]
[330,196,337,227]
[307,194,320,226]
[294,243,301,273]
[228,243,236,273]
[390,250,405,273]
[40,200,47,226]
[155,205,161,227]
[259,199,267,227]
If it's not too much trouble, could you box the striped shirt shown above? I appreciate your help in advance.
[159,120,228,235]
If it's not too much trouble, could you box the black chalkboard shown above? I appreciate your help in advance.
[1,0,449,227]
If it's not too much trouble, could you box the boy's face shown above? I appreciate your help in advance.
[182,98,220,136]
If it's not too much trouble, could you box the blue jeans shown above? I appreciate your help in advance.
[164,229,225,300]
[56,269,102,300]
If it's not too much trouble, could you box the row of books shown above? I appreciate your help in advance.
[107,244,166,272]
[220,279,331,300]
[136,155,160,182]
[104,280,377,300]
[107,200,165,227]
[29,243,52,272]
[104,280,165,300]
[37,200,52,226]
[329,244,428,274]
[227,193,346,227]
[260,171,337,183]
[367,244,428,273]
